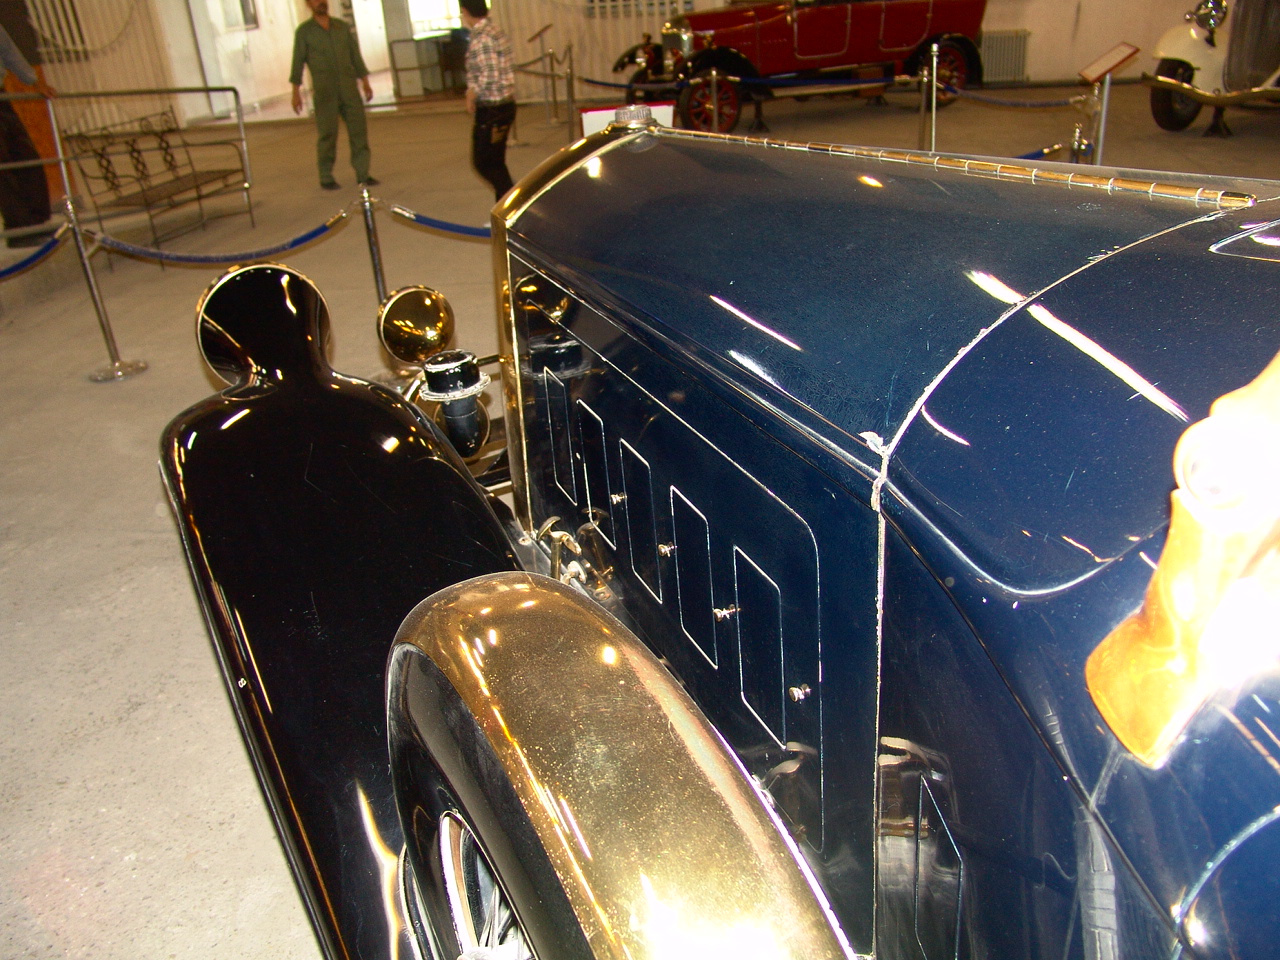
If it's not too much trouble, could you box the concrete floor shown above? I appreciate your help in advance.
[1,84,1278,960]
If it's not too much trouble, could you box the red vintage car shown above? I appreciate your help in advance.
[614,0,987,131]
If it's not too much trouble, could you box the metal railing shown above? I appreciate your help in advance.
[519,25,577,141]
[0,84,250,382]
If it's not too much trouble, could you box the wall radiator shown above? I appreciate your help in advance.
[979,29,1031,84]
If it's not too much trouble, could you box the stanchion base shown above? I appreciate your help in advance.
[1204,107,1234,138]
[89,359,149,383]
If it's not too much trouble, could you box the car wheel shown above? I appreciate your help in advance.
[678,69,742,132]
[1151,58,1203,131]
[929,38,971,107]
[391,646,593,960]
[404,808,534,960]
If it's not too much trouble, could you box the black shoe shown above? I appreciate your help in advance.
[362,176,380,186]
[7,230,55,249]
[320,180,341,191]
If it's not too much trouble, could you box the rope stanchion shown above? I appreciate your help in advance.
[0,223,69,280]
[89,210,349,265]
[583,70,1086,122]
[944,85,1086,109]
[11,188,492,352]
[359,188,387,305]
[388,204,491,240]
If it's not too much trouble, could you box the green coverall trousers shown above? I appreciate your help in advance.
[314,86,369,185]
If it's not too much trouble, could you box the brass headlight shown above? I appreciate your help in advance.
[1188,0,1228,31]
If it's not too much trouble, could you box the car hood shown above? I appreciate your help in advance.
[508,130,1272,474]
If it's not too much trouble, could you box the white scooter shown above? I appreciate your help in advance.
[1147,0,1280,134]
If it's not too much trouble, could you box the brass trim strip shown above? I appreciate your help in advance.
[1143,72,1280,108]
[494,122,652,230]
[489,217,533,534]
[490,121,659,535]
[658,127,1257,210]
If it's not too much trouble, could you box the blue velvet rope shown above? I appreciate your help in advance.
[388,205,491,239]
[1015,145,1065,160]
[0,226,67,280]
[946,86,1083,109]
[581,76,659,90]
[90,218,340,265]
[6,196,491,274]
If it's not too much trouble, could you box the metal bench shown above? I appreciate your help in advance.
[64,108,253,247]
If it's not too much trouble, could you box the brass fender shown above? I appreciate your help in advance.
[392,571,853,960]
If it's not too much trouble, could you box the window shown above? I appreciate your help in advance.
[408,0,461,35]
[585,0,692,19]
[236,0,259,30]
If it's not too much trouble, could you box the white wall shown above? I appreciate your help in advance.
[153,1,207,90]
[350,0,391,72]
[185,0,299,113]
[244,0,303,102]
[30,0,175,129]
[984,0,1193,82]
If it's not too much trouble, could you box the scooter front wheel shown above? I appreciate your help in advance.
[1151,58,1203,131]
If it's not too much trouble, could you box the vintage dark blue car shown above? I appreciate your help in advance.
[162,117,1280,960]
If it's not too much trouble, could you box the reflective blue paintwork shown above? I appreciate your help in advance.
[509,134,1272,453]
[506,128,1280,958]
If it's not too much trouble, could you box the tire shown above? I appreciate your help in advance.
[929,38,972,108]
[678,69,743,132]
[1151,58,1203,131]
[391,646,593,960]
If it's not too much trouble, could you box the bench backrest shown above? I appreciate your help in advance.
[64,109,192,198]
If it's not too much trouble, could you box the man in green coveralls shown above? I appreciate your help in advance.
[290,0,377,190]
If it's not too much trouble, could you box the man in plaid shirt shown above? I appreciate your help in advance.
[460,0,515,200]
